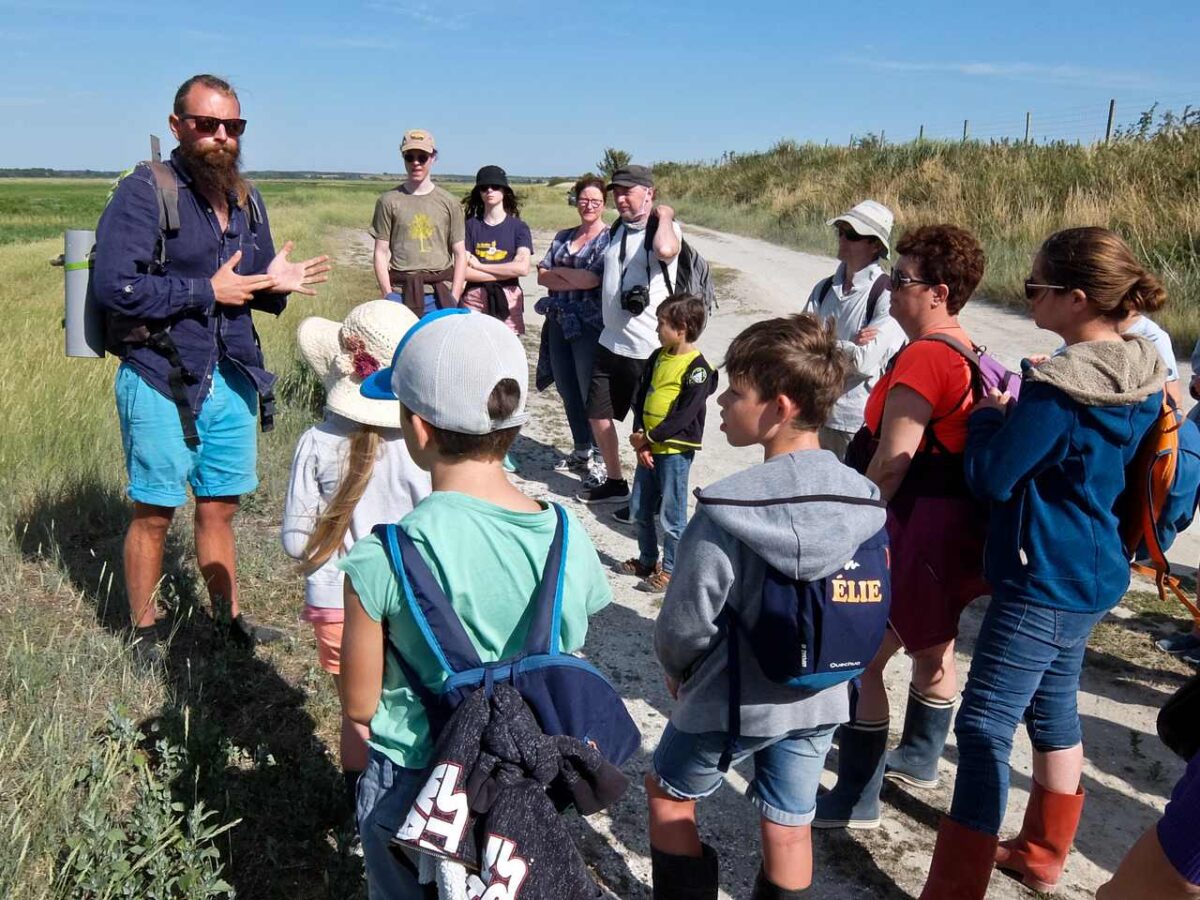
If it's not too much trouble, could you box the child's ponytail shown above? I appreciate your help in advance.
[300,426,382,575]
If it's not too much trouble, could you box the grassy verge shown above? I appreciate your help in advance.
[0,179,578,898]
[654,135,1200,349]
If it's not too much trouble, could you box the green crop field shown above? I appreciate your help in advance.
[0,177,580,900]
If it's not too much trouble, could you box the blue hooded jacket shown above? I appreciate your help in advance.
[965,337,1165,613]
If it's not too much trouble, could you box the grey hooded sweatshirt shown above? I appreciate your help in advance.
[654,449,887,736]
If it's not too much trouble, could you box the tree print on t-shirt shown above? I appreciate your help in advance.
[409,213,435,253]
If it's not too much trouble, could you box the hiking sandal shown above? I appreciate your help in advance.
[636,570,672,593]
[615,558,658,578]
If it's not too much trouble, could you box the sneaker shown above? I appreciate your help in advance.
[635,570,671,593]
[1156,631,1200,656]
[577,477,629,504]
[227,614,285,648]
[1181,645,1200,669]
[130,624,165,672]
[554,451,592,474]
[502,453,518,474]
[615,557,658,578]
[612,504,633,525]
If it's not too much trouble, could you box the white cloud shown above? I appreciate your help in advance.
[842,56,1160,91]
[363,0,467,30]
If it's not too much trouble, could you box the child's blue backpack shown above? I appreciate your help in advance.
[372,503,641,767]
[705,494,891,771]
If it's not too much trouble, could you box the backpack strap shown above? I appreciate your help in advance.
[143,161,180,274]
[520,503,570,656]
[371,523,485,675]
[864,273,891,325]
[143,330,200,449]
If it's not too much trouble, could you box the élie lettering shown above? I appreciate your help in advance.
[830,576,883,604]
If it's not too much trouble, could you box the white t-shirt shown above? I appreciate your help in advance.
[1124,315,1178,382]
[599,219,682,359]
[281,413,431,611]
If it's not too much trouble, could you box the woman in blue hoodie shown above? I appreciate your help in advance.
[921,226,1168,899]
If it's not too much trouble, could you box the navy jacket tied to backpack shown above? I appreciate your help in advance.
[91,150,283,418]
[373,503,641,767]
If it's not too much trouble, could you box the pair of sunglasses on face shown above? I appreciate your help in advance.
[404,152,431,164]
[179,114,247,137]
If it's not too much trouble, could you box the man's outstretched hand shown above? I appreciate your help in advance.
[267,241,332,295]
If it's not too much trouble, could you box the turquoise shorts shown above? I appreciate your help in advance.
[115,361,259,508]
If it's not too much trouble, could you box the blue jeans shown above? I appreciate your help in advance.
[630,451,693,574]
[652,721,838,826]
[546,317,600,450]
[357,748,428,900]
[949,595,1107,834]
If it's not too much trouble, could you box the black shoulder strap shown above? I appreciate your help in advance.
[521,504,569,656]
[809,276,834,315]
[864,273,891,324]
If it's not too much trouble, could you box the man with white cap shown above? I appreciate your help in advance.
[804,199,904,460]
[370,128,468,317]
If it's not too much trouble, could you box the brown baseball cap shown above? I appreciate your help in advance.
[400,129,436,154]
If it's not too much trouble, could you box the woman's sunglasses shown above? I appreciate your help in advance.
[1024,279,1067,301]
[404,152,431,164]
[179,114,247,137]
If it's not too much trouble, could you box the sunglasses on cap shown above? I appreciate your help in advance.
[179,114,247,137]
[836,225,869,242]
[404,151,431,164]
[1024,279,1068,301]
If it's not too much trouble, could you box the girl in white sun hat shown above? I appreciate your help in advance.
[281,299,431,827]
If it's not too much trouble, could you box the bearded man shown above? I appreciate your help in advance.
[92,73,331,667]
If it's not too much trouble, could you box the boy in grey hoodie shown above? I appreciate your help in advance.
[646,314,888,900]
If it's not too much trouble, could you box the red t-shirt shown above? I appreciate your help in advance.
[863,328,975,454]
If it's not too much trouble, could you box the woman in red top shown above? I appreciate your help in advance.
[815,224,989,830]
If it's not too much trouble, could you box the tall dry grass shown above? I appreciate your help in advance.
[655,134,1200,348]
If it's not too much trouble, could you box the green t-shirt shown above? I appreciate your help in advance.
[338,492,612,768]
[369,184,465,274]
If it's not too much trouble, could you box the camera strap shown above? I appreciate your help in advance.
[617,224,653,291]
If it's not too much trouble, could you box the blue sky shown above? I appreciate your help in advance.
[3,0,1198,175]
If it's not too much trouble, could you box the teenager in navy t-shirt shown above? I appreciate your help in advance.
[460,164,533,334]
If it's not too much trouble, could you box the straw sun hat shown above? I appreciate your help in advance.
[296,299,418,428]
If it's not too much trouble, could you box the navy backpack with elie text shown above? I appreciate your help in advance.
[372,503,641,767]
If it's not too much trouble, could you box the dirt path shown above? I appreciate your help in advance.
[344,226,1194,898]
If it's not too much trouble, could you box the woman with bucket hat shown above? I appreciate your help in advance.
[459,164,534,335]
[804,199,904,461]
[281,299,431,830]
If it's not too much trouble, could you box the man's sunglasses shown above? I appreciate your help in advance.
[179,114,247,137]
[404,152,431,164]
[837,226,869,242]
[1024,279,1068,301]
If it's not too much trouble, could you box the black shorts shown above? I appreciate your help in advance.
[586,345,649,422]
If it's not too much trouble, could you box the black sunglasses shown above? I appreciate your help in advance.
[404,151,431,164]
[1024,279,1068,301]
[892,271,937,290]
[179,114,247,137]
[837,226,869,242]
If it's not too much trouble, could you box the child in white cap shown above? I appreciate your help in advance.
[337,308,612,898]
[281,299,432,833]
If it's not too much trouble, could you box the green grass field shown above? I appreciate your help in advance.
[0,177,580,899]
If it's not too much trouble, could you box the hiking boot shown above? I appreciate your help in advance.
[812,720,888,829]
[884,687,956,790]
[636,570,672,593]
[612,504,633,525]
[577,477,629,504]
[615,558,659,578]
[994,779,1085,893]
[650,843,719,900]
[752,867,809,898]
[1156,630,1200,656]
[130,624,165,672]
[919,816,998,900]
[227,614,285,648]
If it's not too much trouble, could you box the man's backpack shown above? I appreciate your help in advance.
[610,215,718,313]
[1123,397,1200,622]
[697,492,891,771]
[372,504,641,767]
[811,273,892,327]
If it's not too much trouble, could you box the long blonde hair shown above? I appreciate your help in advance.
[299,426,381,574]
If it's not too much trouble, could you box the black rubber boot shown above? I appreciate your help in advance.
[650,843,719,900]
[752,867,809,899]
[812,720,888,830]
[885,687,956,790]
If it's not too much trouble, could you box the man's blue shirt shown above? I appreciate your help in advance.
[92,149,286,415]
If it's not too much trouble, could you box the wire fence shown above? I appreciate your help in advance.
[852,90,1200,147]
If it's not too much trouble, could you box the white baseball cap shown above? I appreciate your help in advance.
[827,200,895,255]
[360,308,528,434]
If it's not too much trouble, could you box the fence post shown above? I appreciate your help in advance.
[1105,99,1116,143]
[880,130,886,146]
[962,119,969,142]
[1024,111,1031,144]
[918,124,924,142]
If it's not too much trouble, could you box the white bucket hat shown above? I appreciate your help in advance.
[296,299,418,428]
[827,200,895,256]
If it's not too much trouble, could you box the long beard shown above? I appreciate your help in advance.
[178,141,247,206]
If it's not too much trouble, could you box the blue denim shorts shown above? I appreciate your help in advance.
[652,721,838,826]
[115,361,258,507]
[357,748,428,900]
